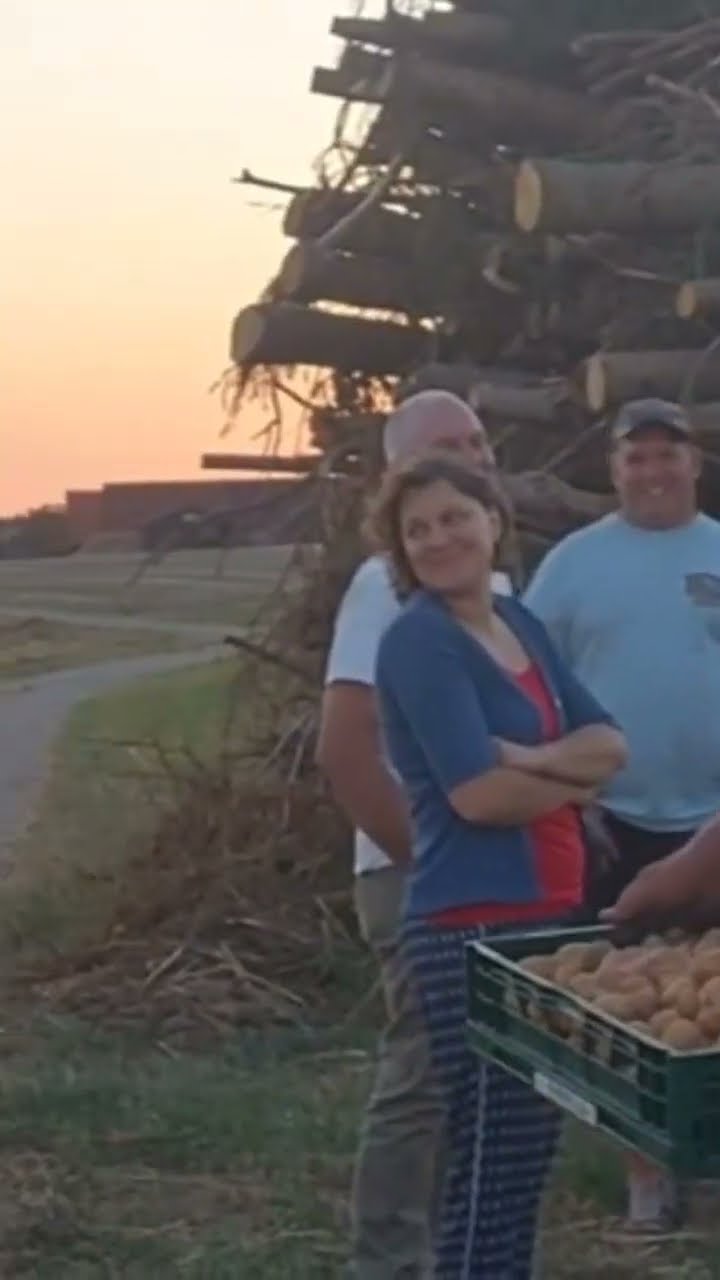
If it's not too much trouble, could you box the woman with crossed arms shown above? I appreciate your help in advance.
[369,453,626,1277]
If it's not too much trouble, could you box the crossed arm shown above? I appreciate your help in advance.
[448,722,626,825]
[450,724,627,825]
[496,724,627,788]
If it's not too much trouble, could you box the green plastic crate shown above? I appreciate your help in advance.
[466,925,720,1176]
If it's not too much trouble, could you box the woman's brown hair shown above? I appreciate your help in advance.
[365,452,515,598]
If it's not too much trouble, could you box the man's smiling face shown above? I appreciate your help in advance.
[610,425,700,529]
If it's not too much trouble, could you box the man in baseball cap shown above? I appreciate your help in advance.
[525,395,720,1229]
[611,397,694,443]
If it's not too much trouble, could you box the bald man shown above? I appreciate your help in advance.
[317,391,512,1280]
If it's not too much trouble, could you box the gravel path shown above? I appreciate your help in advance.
[0,645,225,860]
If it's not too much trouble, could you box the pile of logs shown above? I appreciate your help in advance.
[218,0,720,558]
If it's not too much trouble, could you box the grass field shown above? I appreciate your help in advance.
[0,1017,716,1278]
[1,660,243,958]
[2,618,720,1274]
[0,546,299,629]
[0,615,208,682]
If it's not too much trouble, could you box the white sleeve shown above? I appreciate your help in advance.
[325,559,400,688]
[491,570,513,596]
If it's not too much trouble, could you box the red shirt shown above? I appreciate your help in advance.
[432,662,584,927]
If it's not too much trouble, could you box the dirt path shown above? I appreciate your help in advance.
[0,645,224,860]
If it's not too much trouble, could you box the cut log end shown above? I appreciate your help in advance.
[515,161,542,234]
[580,349,720,411]
[676,282,698,320]
[675,278,720,322]
[583,354,606,413]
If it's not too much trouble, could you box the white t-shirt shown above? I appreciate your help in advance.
[324,554,513,874]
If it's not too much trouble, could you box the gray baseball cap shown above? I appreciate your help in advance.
[611,398,693,443]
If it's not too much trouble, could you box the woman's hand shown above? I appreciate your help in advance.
[494,739,544,772]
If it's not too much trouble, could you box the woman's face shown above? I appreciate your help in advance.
[399,478,500,595]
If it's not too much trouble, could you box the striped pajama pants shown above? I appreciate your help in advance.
[401,917,562,1280]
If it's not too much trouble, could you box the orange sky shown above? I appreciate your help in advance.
[1,0,379,514]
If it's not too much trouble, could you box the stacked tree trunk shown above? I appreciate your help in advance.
[224,0,720,568]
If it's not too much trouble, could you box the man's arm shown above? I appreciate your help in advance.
[316,558,411,865]
[316,682,411,865]
[603,814,720,925]
[497,725,627,787]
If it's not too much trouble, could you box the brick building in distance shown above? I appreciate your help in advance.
[65,477,321,550]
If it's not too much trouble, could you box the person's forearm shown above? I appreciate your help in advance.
[501,727,626,786]
[602,812,720,925]
[450,768,594,826]
[676,814,720,874]
[325,764,412,865]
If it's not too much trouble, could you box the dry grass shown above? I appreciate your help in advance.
[0,654,361,1040]
[0,1017,715,1277]
[0,615,206,681]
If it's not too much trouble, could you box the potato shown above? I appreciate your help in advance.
[663,978,700,1021]
[641,949,682,982]
[661,1019,706,1051]
[594,992,637,1021]
[595,955,649,990]
[554,943,597,975]
[520,955,556,981]
[555,963,584,991]
[690,949,720,984]
[567,972,597,1001]
[621,982,659,1022]
[649,1008,677,1036]
[581,940,611,967]
[697,1005,720,1039]
[700,976,720,1007]
[547,1007,575,1037]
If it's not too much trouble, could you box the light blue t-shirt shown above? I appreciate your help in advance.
[524,513,720,833]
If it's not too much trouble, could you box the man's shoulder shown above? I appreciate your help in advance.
[552,514,622,556]
[693,514,720,542]
[530,515,621,578]
[343,553,394,599]
[337,554,399,621]
[325,556,400,687]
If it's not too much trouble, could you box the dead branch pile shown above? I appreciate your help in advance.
[25,668,365,1040]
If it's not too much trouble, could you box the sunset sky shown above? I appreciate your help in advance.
[2,0,379,514]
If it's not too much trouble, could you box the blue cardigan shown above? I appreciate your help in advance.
[375,591,615,918]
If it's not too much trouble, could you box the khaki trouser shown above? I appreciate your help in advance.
[348,866,444,1280]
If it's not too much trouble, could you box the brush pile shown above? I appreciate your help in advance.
[27,659,366,1041]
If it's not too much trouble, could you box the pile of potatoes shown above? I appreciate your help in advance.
[517,929,720,1052]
